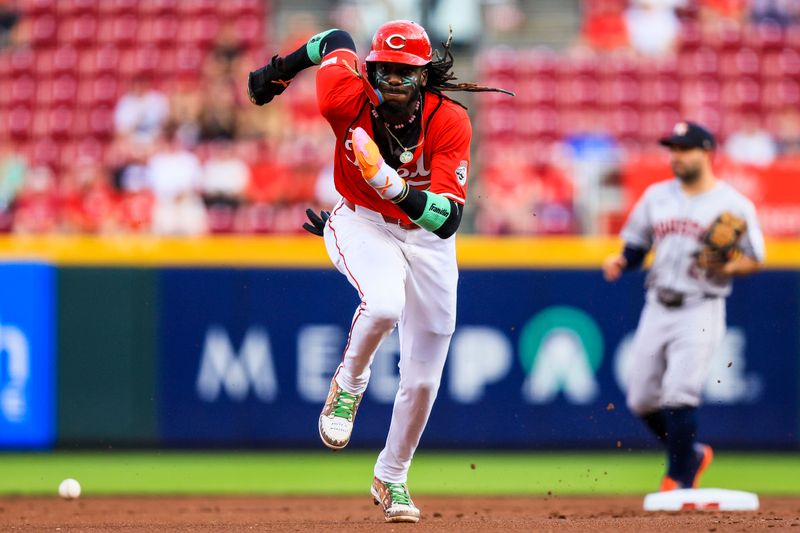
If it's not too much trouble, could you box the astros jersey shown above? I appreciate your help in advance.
[315,48,471,224]
[621,180,765,297]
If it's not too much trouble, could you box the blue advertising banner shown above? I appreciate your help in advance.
[157,268,799,448]
[0,263,55,449]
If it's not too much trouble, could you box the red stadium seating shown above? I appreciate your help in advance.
[30,15,57,46]
[96,14,138,46]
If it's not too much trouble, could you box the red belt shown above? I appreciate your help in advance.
[343,199,419,230]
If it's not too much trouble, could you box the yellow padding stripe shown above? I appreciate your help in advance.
[0,236,797,268]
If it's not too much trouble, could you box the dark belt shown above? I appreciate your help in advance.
[343,199,419,230]
[656,288,718,309]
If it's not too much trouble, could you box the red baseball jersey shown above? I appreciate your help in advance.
[316,48,471,223]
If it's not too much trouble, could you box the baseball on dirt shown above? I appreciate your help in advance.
[58,478,81,499]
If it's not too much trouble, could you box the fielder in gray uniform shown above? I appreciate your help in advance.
[603,122,765,491]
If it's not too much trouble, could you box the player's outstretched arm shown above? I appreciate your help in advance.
[603,244,648,282]
[247,29,356,105]
[351,127,463,239]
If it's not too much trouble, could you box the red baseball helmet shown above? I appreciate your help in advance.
[366,20,432,66]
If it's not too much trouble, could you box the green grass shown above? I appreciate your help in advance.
[0,451,798,496]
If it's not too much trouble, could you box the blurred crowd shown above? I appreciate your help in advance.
[1,0,799,235]
[474,0,800,234]
[0,0,336,235]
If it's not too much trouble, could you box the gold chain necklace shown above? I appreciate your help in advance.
[383,126,424,164]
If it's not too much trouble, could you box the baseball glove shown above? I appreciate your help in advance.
[696,211,747,269]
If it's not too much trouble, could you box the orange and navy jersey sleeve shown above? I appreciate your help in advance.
[427,102,472,205]
[316,48,367,124]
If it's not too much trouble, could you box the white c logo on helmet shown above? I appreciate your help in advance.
[386,34,407,50]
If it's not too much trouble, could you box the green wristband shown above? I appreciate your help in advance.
[412,192,451,232]
[306,29,339,65]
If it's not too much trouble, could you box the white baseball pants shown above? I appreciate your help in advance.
[323,199,458,483]
[626,289,726,415]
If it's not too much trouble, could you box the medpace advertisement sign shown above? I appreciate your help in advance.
[0,263,55,448]
[158,269,799,448]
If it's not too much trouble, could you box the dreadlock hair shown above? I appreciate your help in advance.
[425,27,515,110]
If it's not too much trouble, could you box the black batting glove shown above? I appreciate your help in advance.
[302,209,330,237]
[247,55,293,106]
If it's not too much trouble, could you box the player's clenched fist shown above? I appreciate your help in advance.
[602,253,627,282]
[352,127,407,201]
[247,55,294,106]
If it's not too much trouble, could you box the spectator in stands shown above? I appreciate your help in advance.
[201,140,250,233]
[114,76,170,145]
[146,126,207,235]
[624,0,684,56]
[0,0,18,48]
[0,142,26,232]
[59,158,118,234]
[12,166,59,234]
[476,145,577,234]
[724,111,778,166]
[562,111,621,233]
[749,0,799,26]
[699,0,748,25]
[110,140,155,233]
[168,77,203,149]
[199,78,239,141]
[580,0,630,51]
[211,22,245,75]
[775,106,800,157]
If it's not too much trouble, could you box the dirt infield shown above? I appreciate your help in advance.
[1,495,797,532]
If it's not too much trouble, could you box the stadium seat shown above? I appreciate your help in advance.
[721,77,761,111]
[762,48,800,80]
[29,137,60,168]
[7,107,34,140]
[59,15,98,47]
[52,45,79,75]
[715,22,744,50]
[177,0,217,16]
[47,107,74,139]
[599,76,640,107]
[744,22,785,50]
[479,46,519,78]
[86,75,120,106]
[30,14,57,46]
[88,106,115,140]
[135,0,175,16]
[18,0,56,15]
[10,48,35,75]
[680,47,720,78]
[11,77,36,106]
[220,0,262,17]
[762,79,800,109]
[97,0,137,16]
[678,20,702,50]
[98,14,138,46]
[517,49,557,79]
[57,0,99,16]
[86,45,121,76]
[233,15,263,49]
[178,15,220,46]
[174,47,205,76]
[609,106,641,138]
[720,47,761,79]
[0,80,10,107]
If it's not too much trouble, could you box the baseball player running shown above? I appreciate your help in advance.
[603,122,765,491]
[247,21,511,522]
